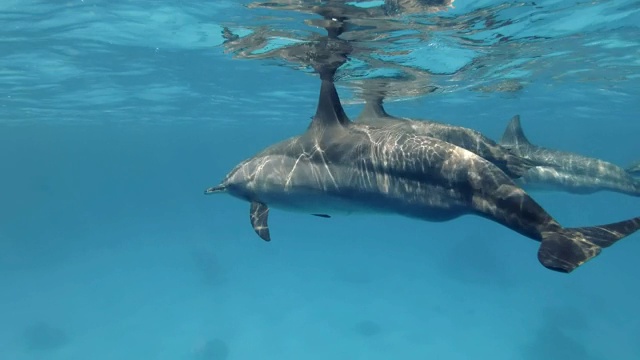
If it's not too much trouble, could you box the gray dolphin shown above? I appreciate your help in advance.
[626,161,640,177]
[500,115,640,197]
[205,68,640,273]
[354,94,538,179]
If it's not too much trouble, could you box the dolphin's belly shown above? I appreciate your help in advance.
[250,162,470,220]
[253,190,380,215]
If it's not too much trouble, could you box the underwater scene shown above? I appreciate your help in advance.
[1,0,639,359]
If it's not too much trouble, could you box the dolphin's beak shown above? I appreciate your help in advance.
[204,185,226,195]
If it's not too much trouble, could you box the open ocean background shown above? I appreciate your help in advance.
[1,1,639,359]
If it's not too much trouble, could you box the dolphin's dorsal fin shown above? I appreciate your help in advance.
[356,97,391,122]
[250,201,271,241]
[308,66,350,130]
[500,115,532,148]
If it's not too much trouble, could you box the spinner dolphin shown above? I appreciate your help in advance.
[206,67,640,274]
[500,115,640,197]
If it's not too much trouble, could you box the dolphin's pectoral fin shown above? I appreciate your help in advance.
[312,214,331,218]
[250,201,271,242]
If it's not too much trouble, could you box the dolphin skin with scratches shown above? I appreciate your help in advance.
[354,95,539,179]
[205,67,640,273]
[500,115,640,197]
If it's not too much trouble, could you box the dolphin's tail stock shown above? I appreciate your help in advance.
[538,217,640,273]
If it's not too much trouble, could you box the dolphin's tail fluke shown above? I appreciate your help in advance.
[538,217,640,273]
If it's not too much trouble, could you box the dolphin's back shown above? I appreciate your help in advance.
[356,104,536,178]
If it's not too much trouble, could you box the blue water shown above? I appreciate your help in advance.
[1,1,639,359]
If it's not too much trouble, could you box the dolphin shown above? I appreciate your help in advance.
[205,66,640,274]
[499,115,640,197]
[626,161,640,177]
[354,93,539,179]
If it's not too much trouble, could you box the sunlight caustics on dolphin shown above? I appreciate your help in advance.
[500,115,640,197]
[353,92,539,179]
[205,61,640,274]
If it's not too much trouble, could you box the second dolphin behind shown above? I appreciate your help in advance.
[500,115,640,197]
